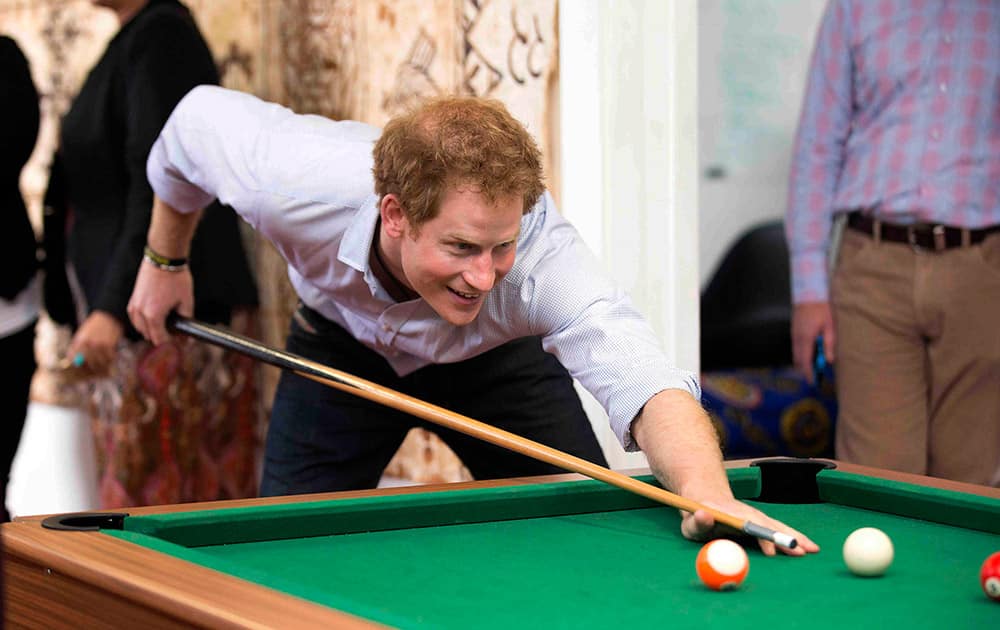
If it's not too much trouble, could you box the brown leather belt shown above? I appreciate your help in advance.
[846,211,1000,252]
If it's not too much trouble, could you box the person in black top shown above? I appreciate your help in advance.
[47,0,257,368]
[43,0,259,507]
[0,35,41,522]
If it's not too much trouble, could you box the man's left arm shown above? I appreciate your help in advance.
[517,197,818,556]
[631,388,820,556]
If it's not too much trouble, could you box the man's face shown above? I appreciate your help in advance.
[388,187,522,326]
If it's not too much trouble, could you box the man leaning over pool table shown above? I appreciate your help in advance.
[127,86,818,556]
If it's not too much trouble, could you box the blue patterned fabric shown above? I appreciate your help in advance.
[702,367,837,459]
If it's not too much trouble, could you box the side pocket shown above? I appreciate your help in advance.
[833,228,868,273]
[830,228,872,306]
[976,233,1000,281]
[291,306,319,335]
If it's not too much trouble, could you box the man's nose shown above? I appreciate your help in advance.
[463,254,496,291]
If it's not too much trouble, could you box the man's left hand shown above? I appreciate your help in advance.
[680,497,820,556]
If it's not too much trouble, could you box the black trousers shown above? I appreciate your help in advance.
[260,305,607,496]
[1,319,36,522]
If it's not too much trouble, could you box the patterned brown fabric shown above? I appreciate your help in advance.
[85,312,262,508]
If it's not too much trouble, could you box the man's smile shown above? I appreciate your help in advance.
[448,287,481,301]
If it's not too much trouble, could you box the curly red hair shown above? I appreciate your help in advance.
[372,96,544,228]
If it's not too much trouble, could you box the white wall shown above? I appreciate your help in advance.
[560,1,698,470]
[698,0,827,286]
[560,0,829,468]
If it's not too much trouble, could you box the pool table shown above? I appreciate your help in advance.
[3,458,998,628]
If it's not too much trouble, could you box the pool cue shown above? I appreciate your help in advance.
[169,315,798,549]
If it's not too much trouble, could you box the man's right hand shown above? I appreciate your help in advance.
[791,301,835,384]
[127,260,194,346]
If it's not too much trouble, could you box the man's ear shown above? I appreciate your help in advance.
[379,194,408,238]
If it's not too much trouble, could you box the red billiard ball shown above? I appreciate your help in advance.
[696,539,749,591]
[981,551,1000,602]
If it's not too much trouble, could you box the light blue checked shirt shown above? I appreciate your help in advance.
[147,86,699,450]
[787,0,1000,302]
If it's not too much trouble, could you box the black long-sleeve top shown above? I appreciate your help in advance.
[51,0,256,331]
[0,36,41,300]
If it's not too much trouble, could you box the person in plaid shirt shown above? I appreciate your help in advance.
[786,0,1000,486]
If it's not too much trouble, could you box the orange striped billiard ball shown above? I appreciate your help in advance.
[696,539,749,591]
[982,551,1000,602]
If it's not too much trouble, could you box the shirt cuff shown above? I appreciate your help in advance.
[148,170,215,214]
[790,250,830,303]
[617,375,702,452]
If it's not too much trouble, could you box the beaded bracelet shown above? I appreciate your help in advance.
[143,245,189,272]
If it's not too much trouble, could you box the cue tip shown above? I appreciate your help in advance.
[774,532,798,549]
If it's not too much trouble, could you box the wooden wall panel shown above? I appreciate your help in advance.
[458,0,560,192]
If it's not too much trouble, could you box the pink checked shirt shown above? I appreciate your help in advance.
[786,0,1000,303]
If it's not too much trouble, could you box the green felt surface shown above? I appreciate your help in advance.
[106,468,1000,629]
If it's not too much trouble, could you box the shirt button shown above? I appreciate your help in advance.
[930,128,940,140]
[938,83,947,93]
[943,35,952,44]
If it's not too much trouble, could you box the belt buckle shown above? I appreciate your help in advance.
[907,224,946,253]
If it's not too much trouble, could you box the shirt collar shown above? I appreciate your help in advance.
[338,194,382,294]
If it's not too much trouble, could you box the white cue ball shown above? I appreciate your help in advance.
[842,527,894,577]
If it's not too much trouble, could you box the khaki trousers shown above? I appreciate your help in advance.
[831,228,1000,486]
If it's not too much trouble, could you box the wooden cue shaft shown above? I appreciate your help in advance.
[170,315,788,544]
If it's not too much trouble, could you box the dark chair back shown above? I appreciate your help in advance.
[701,220,792,370]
